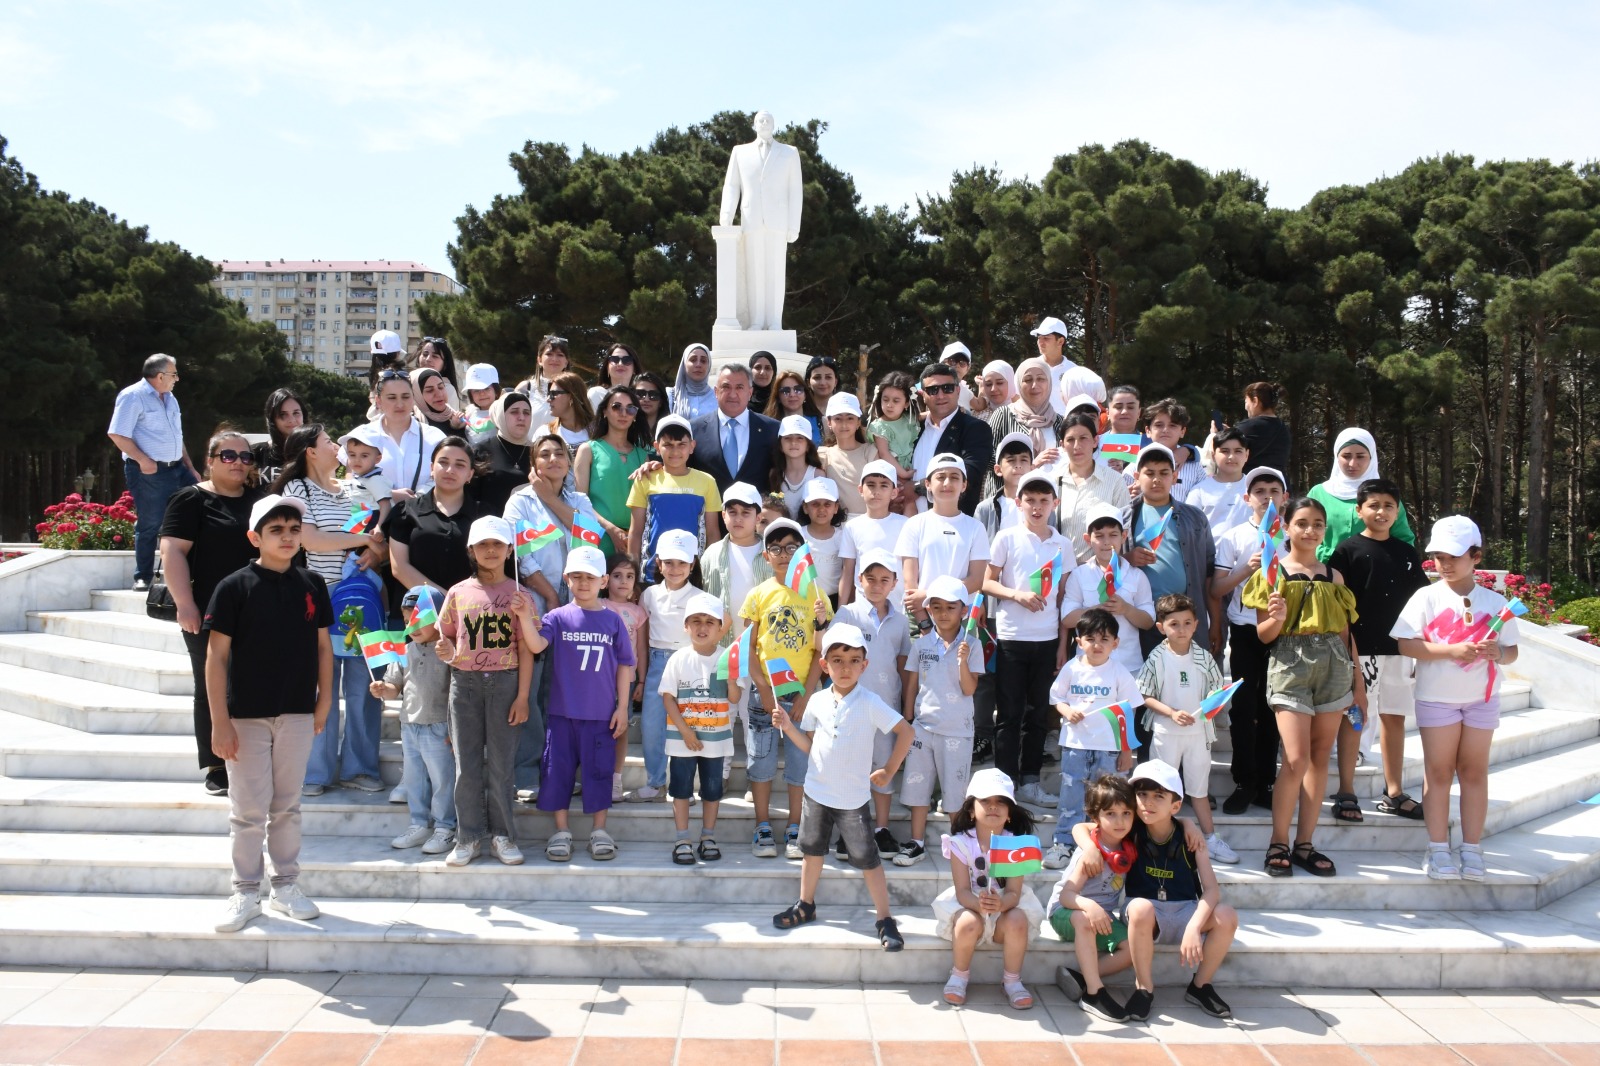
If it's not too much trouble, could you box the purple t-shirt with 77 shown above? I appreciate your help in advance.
[539,603,637,721]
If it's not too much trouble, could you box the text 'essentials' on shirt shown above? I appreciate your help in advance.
[540,603,637,721]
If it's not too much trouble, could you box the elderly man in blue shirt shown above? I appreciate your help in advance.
[107,353,199,590]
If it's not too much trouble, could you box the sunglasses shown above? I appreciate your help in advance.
[608,353,634,364]
[779,385,806,396]
[635,390,662,402]
[608,402,640,415]
[922,382,959,396]
[379,370,410,383]
[212,449,256,465]
[548,389,567,398]
[972,854,989,890]
[1462,595,1473,625]
[543,335,569,347]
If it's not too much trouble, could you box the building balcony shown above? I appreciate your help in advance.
[349,289,377,299]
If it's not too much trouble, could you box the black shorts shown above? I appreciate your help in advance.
[797,796,880,870]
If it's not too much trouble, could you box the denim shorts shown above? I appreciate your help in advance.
[745,699,807,787]
[668,755,726,802]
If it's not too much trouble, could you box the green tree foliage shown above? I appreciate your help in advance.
[279,362,373,437]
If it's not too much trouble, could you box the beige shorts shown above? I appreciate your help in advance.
[1151,729,1211,798]
[900,725,972,811]
[1267,633,1355,715]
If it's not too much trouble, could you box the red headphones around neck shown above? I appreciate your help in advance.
[1093,828,1137,875]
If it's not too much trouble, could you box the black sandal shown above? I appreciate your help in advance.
[698,837,721,861]
[1376,790,1425,820]
[772,899,817,929]
[672,840,697,865]
[876,916,905,952]
[1265,841,1293,877]
[1291,841,1336,877]
[1330,792,1365,824]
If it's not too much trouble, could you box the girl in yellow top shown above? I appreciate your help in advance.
[1241,496,1365,880]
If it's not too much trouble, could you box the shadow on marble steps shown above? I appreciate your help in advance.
[0,886,1597,988]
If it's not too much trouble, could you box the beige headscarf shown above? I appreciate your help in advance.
[1009,357,1057,449]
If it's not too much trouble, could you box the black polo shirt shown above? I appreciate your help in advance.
[203,562,332,718]
[383,489,490,590]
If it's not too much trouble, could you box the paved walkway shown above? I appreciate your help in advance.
[1,968,1598,1065]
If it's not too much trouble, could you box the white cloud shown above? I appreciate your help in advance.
[159,95,215,131]
[0,27,58,107]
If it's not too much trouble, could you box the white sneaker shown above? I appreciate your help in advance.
[421,828,455,855]
[1205,834,1240,865]
[491,836,525,865]
[627,784,666,802]
[268,884,320,921]
[1041,842,1073,870]
[391,824,432,850]
[388,786,407,804]
[447,839,480,867]
[215,893,261,933]
[1018,782,1058,808]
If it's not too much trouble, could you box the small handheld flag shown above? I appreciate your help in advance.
[1097,552,1124,602]
[1098,433,1143,463]
[465,411,494,435]
[766,657,804,698]
[1259,525,1282,587]
[404,588,438,636]
[1196,679,1246,721]
[987,834,1044,878]
[716,626,753,683]
[358,629,407,673]
[341,504,376,534]
[570,512,605,548]
[965,593,985,635]
[1262,500,1283,543]
[1140,508,1173,550]
[1487,598,1528,634]
[1098,699,1141,753]
[784,545,820,600]
[1028,551,1063,599]
[514,520,561,558]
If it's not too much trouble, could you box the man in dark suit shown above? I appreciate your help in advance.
[912,362,994,515]
[689,363,780,495]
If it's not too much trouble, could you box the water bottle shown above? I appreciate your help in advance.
[1345,703,1364,732]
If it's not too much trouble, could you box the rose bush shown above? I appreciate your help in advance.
[35,493,137,551]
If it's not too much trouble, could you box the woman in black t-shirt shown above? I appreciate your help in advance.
[252,388,306,486]
[474,391,534,515]
[158,427,265,795]
[385,436,488,598]
[1234,381,1291,477]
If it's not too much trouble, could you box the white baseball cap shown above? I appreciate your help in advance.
[926,452,967,479]
[821,622,868,653]
[722,481,762,509]
[1134,443,1176,469]
[802,477,839,503]
[779,414,813,439]
[1083,503,1125,531]
[824,393,863,419]
[1017,472,1057,497]
[1425,515,1483,557]
[1029,316,1069,339]
[337,423,386,452]
[924,574,970,607]
[462,363,499,392]
[655,528,699,563]
[940,341,973,363]
[859,459,898,485]
[249,493,308,532]
[654,413,693,438]
[994,431,1036,458]
[467,515,514,546]
[684,591,725,622]
[762,517,805,545]
[369,329,403,355]
[1246,466,1287,491]
[564,544,607,577]
[1129,759,1184,797]
[966,766,1016,802]
[855,548,898,584]
[1063,393,1101,414]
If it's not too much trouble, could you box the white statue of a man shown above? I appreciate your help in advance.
[719,110,803,332]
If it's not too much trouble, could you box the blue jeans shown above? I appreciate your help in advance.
[640,648,674,789]
[124,459,194,582]
[304,656,383,786]
[513,654,548,792]
[402,722,456,830]
[745,697,808,787]
[1054,747,1117,848]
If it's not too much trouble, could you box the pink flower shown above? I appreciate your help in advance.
[112,535,123,543]
[63,494,82,504]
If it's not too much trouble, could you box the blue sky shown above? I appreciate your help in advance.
[4,1,1594,275]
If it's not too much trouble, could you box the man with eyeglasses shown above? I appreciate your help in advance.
[689,364,780,495]
[911,363,993,516]
[108,353,199,590]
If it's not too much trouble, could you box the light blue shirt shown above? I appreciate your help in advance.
[107,379,184,462]
[1139,501,1186,601]
[502,485,597,613]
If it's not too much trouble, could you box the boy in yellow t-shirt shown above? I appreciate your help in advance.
[740,518,832,859]
[626,414,723,580]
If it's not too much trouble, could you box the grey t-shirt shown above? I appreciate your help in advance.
[834,600,912,713]
[382,640,450,726]
[910,628,980,737]
[1049,846,1125,914]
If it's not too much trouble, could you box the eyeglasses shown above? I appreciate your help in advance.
[635,390,662,402]
[608,353,634,364]
[766,542,802,557]
[212,449,256,465]
[162,370,181,381]
[779,385,806,396]
[922,382,959,396]
[608,402,640,415]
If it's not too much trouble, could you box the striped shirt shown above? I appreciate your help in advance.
[280,478,356,584]
[108,379,184,462]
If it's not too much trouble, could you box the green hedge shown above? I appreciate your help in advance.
[1559,597,1600,632]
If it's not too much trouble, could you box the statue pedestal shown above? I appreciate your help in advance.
[709,224,806,375]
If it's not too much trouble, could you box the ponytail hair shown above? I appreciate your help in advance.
[1245,381,1284,411]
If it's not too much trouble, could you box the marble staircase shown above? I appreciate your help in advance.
[0,558,1598,987]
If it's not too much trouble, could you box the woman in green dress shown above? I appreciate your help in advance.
[575,385,651,555]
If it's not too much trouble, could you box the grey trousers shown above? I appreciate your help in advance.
[228,714,315,894]
[451,669,522,844]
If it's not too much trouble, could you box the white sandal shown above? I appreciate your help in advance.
[1459,844,1487,881]
[943,971,969,1005]
[1005,980,1035,1010]
[589,829,617,861]
[545,830,573,862]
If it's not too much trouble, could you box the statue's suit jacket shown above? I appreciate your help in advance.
[720,140,803,234]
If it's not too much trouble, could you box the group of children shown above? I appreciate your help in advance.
[200,356,1525,1024]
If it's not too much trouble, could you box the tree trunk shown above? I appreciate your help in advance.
[1511,333,1529,573]
[1488,334,1512,541]
[1439,402,1454,517]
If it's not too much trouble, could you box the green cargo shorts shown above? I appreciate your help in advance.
[1268,633,1354,715]
[1049,906,1128,954]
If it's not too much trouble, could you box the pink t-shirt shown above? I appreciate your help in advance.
[437,577,530,673]
[603,600,647,655]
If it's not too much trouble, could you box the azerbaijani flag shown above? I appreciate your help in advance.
[965,592,985,635]
[1097,698,1141,753]
[767,657,804,698]
[1262,500,1283,543]
[1097,552,1124,602]
[987,834,1044,878]
[1028,551,1063,599]
[570,511,604,548]
[784,545,819,599]
[1259,525,1282,586]
[1487,598,1528,634]
[404,588,438,636]
[358,629,406,672]
[716,626,753,683]
[514,520,561,558]
[1098,433,1143,463]
[341,504,376,533]
[465,410,494,435]
[1197,679,1246,721]
[1139,508,1173,550]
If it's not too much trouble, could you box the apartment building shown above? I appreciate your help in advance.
[211,260,464,377]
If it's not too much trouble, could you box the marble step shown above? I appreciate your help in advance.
[0,810,1592,910]
[0,632,192,695]
[89,589,152,616]
[0,886,1596,988]
[27,608,188,655]
[0,664,193,735]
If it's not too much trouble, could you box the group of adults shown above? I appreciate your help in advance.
[107,318,1364,802]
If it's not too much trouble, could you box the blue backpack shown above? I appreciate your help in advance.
[328,553,387,657]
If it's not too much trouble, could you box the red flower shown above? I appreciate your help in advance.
[1539,583,1552,593]
[34,523,49,533]
[63,494,82,504]
[55,522,77,532]
[112,535,123,543]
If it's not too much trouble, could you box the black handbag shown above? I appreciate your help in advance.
[145,552,178,622]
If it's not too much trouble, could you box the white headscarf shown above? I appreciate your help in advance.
[1321,427,1379,500]
[671,343,716,420]
[981,360,1017,405]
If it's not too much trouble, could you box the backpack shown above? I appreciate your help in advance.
[328,552,387,657]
